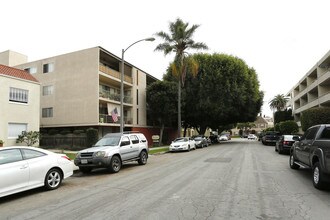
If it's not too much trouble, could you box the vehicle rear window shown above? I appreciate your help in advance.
[320,127,330,139]
[22,149,46,159]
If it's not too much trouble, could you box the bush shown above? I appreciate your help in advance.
[301,107,330,131]
[86,128,98,147]
[73,129,84,135]
[60,129,71,135]
[48,129,59,135]
[278,120,298,134]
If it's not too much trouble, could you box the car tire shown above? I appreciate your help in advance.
[275,145,278,152]
[278,146,282,154]
[289,153,299,170]
[138,150,148,165]
[313,162,327,190]
[44,168,62,190]
[108,155,122,173]
[79,167,92,174]
[187,146,191,152]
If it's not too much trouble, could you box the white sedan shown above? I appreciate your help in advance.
[169,137,196,152]
[0,146,73,198]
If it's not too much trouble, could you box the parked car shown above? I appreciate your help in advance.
[262,131,281,145]
[290,124,330,189]
[275,135,300,154]
[74,132,148,173]
[219,135,228,141]
[209,134,219,144]
[0,146,73,198]
[169,137,196,152]
[194,136,208,148]
[248,134,257,140]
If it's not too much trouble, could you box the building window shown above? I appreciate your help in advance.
[136,89,139,105]
[136,70,139,85]
[8,123,27,139]
[43,63,54,73]
[42,107,53,118]
[136,109,139,124]
[9,87,29,104]
[24,67,37,74]
[43,85,54,96]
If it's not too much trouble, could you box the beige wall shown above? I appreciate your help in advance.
[0,75,40,146]
[132,68,147,126]
[16,47,100,127]
[0,50,28,66]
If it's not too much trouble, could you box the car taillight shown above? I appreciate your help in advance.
[283,141,289,145]
[61,155,71,161]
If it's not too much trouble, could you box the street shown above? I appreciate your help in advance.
[1,139,330,220]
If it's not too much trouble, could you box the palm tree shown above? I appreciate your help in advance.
[269,94,289,111]
[154,18,208,137]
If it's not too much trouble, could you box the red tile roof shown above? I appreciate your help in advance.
[0,64,38,83]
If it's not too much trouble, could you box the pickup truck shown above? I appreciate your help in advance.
[290,124,330,189]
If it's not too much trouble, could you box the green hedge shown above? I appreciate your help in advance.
[278,120,298,134]
[86,128,98,147]
[301,107,330,131]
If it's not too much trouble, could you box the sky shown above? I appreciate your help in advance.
[2,0,330,118]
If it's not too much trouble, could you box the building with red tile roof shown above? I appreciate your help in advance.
[0,64,40,146]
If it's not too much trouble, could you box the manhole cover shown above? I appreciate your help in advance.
[205,158,232,163]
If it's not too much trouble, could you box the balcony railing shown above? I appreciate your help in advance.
[99,114,133,124]
[99,63,133,84]
[99,89,132,104]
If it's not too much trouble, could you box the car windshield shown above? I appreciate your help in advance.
[174,138,188,142]
[194,137,202,141]
[94,136,120,147]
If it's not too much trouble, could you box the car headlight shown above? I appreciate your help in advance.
[182,144,188,147]
[76,153,81,158]
[95,151,106,157]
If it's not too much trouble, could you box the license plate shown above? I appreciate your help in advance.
[81,159,88,164]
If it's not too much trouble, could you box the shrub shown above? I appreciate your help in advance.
[86,128,98,147]
[278,120,298,134]
[73,129,84,135]
[301,107,330,131]
[48,129,59,135]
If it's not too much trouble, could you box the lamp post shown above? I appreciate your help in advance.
[120,37,155,133]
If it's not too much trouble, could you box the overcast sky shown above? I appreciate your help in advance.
[2,0,330,118]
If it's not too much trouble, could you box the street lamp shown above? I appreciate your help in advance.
[120,37,155,133]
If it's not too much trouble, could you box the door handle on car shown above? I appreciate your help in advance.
[20,164,28,169]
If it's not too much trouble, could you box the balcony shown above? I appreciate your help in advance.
[99,114,132,124]
[99,89,132,104]
[99,63,133,84]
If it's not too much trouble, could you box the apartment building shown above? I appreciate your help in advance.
[12,47,159,139]
[0,64,40,146]
[287,50,330,125]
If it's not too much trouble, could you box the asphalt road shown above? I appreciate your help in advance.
[2,139,330,220]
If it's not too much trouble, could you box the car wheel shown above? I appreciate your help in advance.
[278,146,283,154]
[275,145,278,152]
[187,146,191,152]
[313,162,326,190]
[79,167,92,174]
[109,155,122,173]
[44,168,62,190]
[138,150,148,165]
[289,153,299,170]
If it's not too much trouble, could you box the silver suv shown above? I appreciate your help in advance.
[74,132,148,173]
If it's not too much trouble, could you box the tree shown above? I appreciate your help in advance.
[278,120,299,134]
[16,131,40,146]
[164,53,263,134]
[269,94,289,112]
[274,109,294,125]
[154,18,208,137]
[146,81,177,145]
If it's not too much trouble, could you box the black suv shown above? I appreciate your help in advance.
[261,131,281,145]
